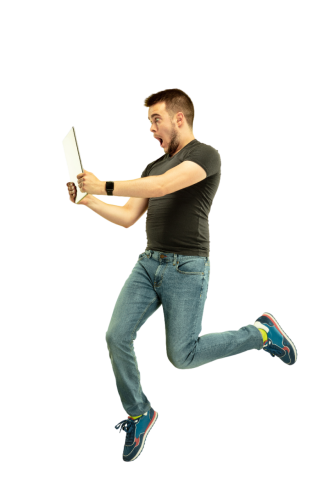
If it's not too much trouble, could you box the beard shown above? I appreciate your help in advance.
[167,128,180,157]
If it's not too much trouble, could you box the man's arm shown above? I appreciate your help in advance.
[100,175,162,198]
[85,196,131,228]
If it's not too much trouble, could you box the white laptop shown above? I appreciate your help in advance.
[62,126,88,204]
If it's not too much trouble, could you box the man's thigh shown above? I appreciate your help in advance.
[106,256,162,345]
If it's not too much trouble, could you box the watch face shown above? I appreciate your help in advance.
[106,181,113,194]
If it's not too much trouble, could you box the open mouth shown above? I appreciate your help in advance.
[154,136,163,148]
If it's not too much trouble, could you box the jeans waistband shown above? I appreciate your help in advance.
[144,249,209,265]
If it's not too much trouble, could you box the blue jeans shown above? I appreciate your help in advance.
[105,249,263,416]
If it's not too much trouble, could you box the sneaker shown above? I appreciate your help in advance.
[254,312,297,365]
[115,407,158,462]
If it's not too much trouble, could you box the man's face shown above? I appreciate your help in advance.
[148,101,180,157]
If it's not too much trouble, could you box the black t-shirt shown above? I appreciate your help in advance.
[141,138,221,257]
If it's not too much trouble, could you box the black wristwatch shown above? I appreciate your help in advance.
[106,181,114,195]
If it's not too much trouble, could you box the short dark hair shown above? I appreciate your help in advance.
[144,88,194,130]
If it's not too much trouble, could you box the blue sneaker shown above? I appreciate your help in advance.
[254,312,297,365]
[115,407,158,462]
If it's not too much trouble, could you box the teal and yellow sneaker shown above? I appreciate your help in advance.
[115,407,158,462]
[254,312,297,365]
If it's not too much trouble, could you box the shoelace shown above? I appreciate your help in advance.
[115,418,136,445]
[263,339,282,357]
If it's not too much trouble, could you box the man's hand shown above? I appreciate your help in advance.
[66,182,91,205]
[77,169,103,194]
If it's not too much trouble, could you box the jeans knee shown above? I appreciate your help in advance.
[167,352,188,369]
[105,328,115,347]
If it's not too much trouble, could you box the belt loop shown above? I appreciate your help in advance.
[173,253,177,266]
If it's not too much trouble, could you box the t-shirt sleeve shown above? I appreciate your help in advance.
[185,145,221,178]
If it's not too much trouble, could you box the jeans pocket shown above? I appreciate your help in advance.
[176,257,205,275]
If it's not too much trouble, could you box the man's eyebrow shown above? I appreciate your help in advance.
[148,113,162,121]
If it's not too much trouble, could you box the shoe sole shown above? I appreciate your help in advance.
[263,312,298,364]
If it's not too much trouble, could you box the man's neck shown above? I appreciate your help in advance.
[169,137,195,157]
